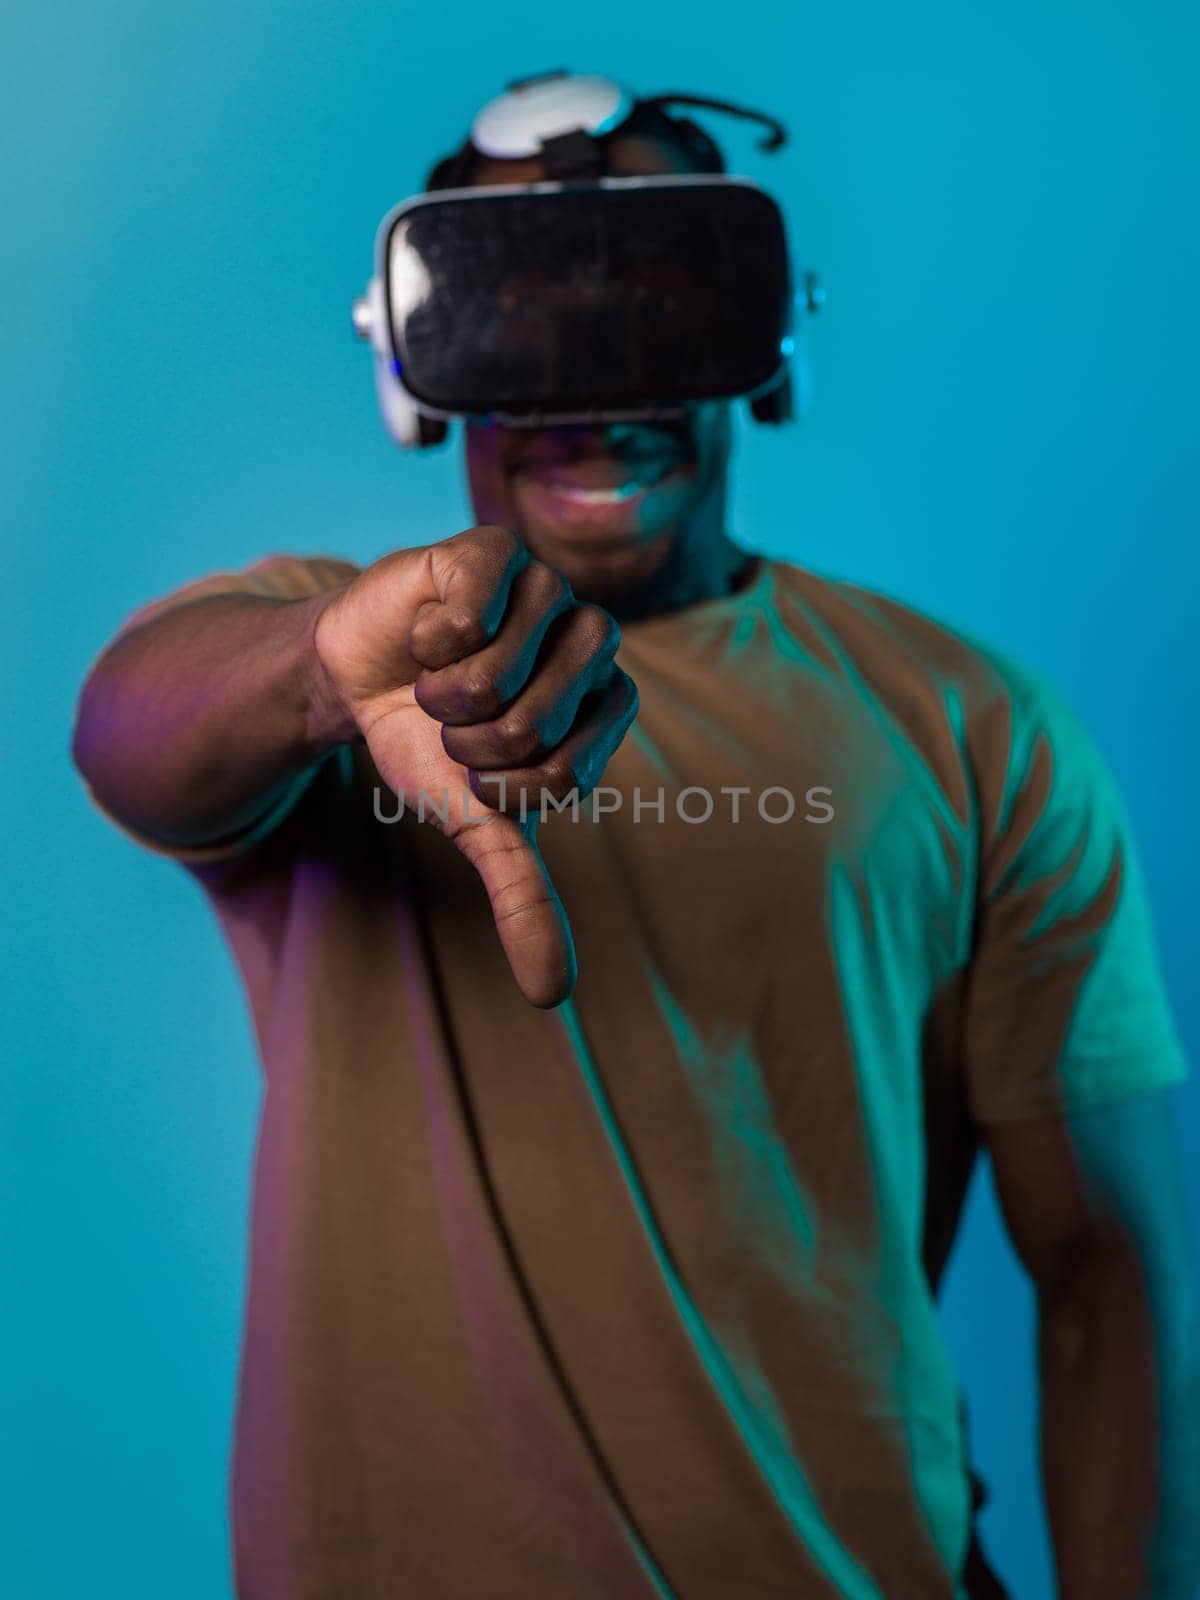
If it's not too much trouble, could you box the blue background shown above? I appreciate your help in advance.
[3,3,1196,1595]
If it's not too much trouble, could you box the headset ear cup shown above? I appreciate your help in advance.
[359,272,448,449]
[417,415,449,448]
[373,356,423,448]
[750,374,794,425]
[373,361,449,448]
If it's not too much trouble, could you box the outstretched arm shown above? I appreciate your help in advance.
[987,1092,1200,1600]
[73,582,357,848]
[73,530,637,1007]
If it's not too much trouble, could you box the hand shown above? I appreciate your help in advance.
[313,525,637,1007]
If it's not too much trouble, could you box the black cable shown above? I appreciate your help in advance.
[637,92,788,153]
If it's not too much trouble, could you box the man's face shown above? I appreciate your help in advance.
[460,134,734,603]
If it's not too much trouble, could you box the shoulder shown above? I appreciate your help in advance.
[116,551,363,635]
[763,560,1113,822]
[234,551,363,601]
[765,559,1064,727]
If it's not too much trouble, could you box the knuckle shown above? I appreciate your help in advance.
[472,523,524,566]
[457,667,501,719]
[439,605,486,655]
[529,561,570,607]
[494,707,540,764]
[577,603,620,657]
[439,526,525,597]
[538,751,579,799]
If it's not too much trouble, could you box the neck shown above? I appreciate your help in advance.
[599,529,755,623]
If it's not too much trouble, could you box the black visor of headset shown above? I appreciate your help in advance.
[362,176,794,429]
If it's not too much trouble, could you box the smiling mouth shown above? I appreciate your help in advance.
[510,423,694,527]
[535,473,672,505]
[514,457,691,531]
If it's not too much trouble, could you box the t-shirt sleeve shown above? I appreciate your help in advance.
[962,665,1188,1125]
[82,552,362,868]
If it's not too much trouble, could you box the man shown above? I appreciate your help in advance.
[73,72,1197,1600]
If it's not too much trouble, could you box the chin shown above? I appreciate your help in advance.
[522,522,681,607]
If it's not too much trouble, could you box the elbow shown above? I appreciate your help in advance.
[70,647,151,817]
[71,666,107,791]
[71,641,134,802]
[1039,1228,1152,1368]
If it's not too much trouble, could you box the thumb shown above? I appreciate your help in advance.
[451,809,577,1009]
[361,694,576,1008]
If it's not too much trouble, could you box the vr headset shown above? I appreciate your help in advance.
[353,73,823,448]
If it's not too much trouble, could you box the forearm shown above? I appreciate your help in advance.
[1040,1242,1200,1599]
[72,588,357,846]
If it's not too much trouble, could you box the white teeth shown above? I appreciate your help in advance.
[552,483,641,504]
[533,460,681,505]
